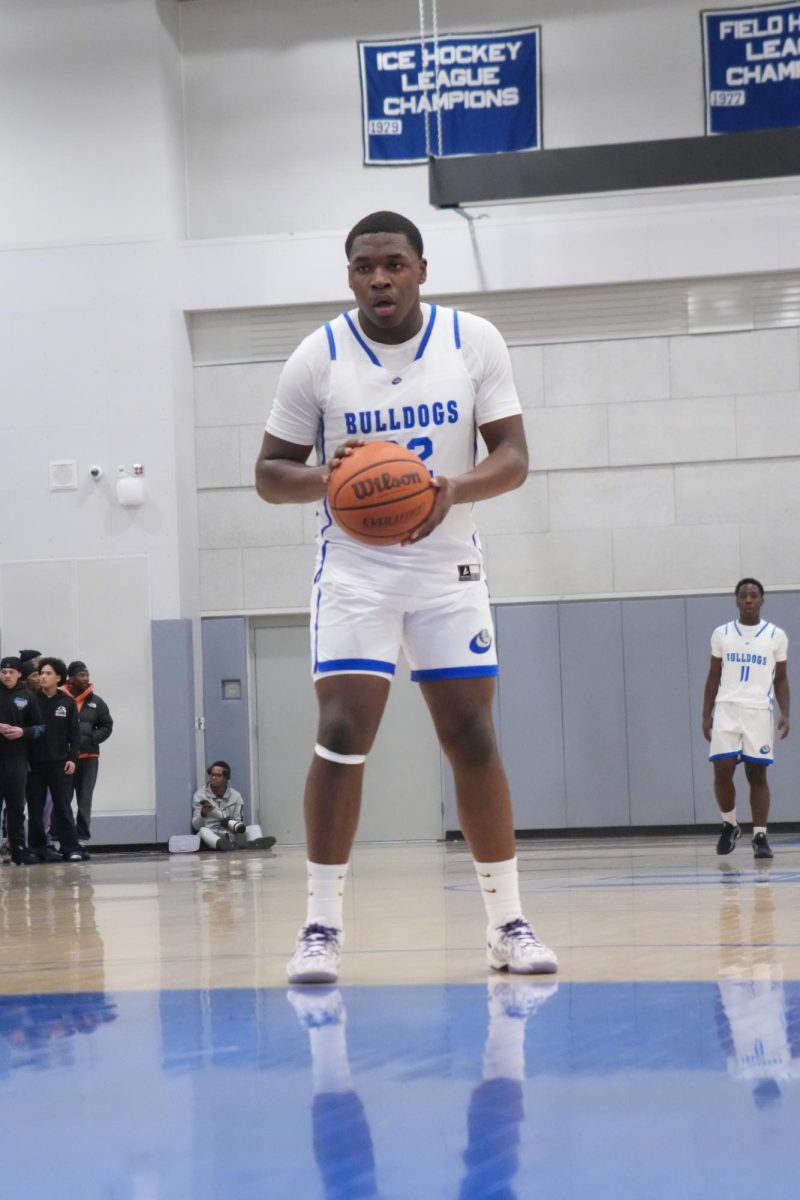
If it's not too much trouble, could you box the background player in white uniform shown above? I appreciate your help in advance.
[702,578,790,859]
[256,211,557,984]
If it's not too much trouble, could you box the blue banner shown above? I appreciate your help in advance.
[703,3,800,133]
[358,27,541,165]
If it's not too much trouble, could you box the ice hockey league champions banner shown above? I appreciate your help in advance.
[703,3,800,133]
[358,27,541,165]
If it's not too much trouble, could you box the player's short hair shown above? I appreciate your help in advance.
[38,656,67,684]
[208,760,231,779]
[345,211,424,260]
[735,577,764,597]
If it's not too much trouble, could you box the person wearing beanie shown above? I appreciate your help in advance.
[63,661,113,842]
[28,657,84,863]
[0,656,44,865]
[19,650,41,665]
[20,660,40,691]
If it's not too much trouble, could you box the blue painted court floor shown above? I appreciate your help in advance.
[1,979,799,1199]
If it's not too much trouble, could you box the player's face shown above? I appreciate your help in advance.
[39,664,60,694]
[208,766,227,794]
[736,583,763,623]
[71,669,90,690]
[347,232,427,344]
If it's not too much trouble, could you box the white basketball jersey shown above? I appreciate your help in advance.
[266,303,522,598]
[711,619,788,709]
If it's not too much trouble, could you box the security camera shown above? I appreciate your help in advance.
[89,465,104,480]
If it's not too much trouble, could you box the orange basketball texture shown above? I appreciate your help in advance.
[328,441,435,546]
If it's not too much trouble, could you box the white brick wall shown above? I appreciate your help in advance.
[195,323,800,610]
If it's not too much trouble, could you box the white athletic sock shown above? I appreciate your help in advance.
[721,809,737,826]
[306,860,349,930]
[753,825,767,837]
[474,857,524,930]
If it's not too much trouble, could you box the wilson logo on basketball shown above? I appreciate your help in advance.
[351,470,424,500]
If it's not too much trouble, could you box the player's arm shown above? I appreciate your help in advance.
[255,433,328,504]
[702,656,723,742]
[455,413,528,501]
[774,661,790,739]
[405,414,528,543]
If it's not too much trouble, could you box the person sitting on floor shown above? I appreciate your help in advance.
[191,761,275,852]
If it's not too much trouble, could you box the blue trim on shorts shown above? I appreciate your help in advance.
[410,665,499,682]
[708,751,742,761]
[316,658,396,675]
[741,753,773,764]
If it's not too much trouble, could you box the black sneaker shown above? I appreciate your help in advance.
[38,847,64,863]
[63,849,84,863]
[752,832,774,859]
[11,848,39,866]
[716,822,741,855]
[246,835,276,850]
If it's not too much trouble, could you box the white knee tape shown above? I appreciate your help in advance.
[315,743,367,766]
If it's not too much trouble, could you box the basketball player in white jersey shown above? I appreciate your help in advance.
[702,578,790,859]
[256,211,557,984]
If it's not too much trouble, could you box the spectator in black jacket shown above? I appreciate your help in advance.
[28,658,84,863]
[64,661,113,842]
[0,656,43,865]
[21,658,62,853]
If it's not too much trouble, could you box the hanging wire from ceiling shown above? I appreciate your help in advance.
[417,0,443,157]
[418,0,487,289]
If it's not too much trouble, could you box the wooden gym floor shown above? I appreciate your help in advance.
[2,835,799,1198]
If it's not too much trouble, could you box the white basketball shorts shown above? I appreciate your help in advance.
[310,577,498,682]
[709,701,774,764]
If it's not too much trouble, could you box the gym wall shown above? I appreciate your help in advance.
[2,0,799,840]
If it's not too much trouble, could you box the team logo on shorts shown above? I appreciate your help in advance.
[469,630,493,654]
[458,564,481,582]
[760,744,771,755]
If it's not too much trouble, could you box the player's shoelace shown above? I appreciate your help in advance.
[297,923,340,957]
[497,918,543,946]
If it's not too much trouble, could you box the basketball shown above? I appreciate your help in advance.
[327,441,435,546]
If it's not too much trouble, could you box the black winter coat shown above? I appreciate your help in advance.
[68,686,113,756]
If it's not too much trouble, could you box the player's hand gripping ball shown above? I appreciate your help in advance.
[327,441,435,546]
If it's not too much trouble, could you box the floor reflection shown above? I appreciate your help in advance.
[0,876,115,1075]
[0,973,798,1198]
[716,867,800,1106]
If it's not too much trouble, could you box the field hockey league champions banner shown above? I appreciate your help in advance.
[358,27,541,164]
[703,3,800,133]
